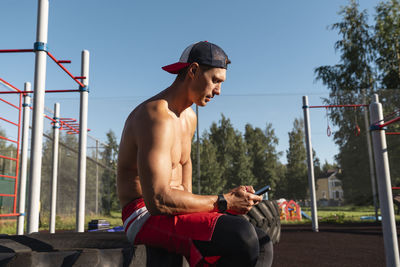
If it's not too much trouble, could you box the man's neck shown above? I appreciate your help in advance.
[162,80,193,116]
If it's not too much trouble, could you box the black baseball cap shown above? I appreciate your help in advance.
[162,41,231,74]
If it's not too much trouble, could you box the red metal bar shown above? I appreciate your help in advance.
[74,76,86,80]
[0,154,17,161]
[392,187,400,190]
[0,135,18,144]
[0,49,34,53]
[47,51,85,88]
[386,132,400,135]
[0,89,81,94]
[309,104,368,109]
[0,97,20,109]
[58,60,71,64]
[0,78,22,92]
[379,116,400,129]
[0,116,18,126]
[0,174,17,179]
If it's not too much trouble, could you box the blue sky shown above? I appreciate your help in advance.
[0,0,379,164]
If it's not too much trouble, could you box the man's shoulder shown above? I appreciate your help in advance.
[127,99,175,136]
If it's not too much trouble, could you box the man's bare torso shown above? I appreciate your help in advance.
[117,95,196,208]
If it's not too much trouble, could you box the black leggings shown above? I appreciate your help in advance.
[193,214,273,267]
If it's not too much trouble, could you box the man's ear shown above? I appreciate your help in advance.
[188,63,199,78]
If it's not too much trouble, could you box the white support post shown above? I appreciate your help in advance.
[27,0,49,234]
[76,50,89,232]
[369,94,399,267]
[302,96,319,232]
[49,103,60,234]
[362,90,379,222]
[17,82,31,235]
[196,105,200,194]
[95,140,99,215]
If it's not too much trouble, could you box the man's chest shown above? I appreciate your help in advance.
[170,119,192,168]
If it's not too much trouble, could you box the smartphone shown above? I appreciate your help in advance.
[255,185,271,196]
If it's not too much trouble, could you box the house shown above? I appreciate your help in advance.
[316,169,344,206]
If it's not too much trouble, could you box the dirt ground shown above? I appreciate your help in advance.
[273,223,398,267]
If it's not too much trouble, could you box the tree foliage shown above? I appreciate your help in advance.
[315,0,400,204]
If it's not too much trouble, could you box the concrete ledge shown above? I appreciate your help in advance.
[0,232,188,267]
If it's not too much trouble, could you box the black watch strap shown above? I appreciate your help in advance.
[217,194,227,213]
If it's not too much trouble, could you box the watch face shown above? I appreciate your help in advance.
[218,195,227,212]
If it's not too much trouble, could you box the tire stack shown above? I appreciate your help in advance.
[242,200,281,244]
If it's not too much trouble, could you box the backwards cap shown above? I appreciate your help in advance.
[162,41,231,74]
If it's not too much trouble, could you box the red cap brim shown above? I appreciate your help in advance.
[162,62,190,74]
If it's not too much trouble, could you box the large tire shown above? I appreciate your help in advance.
[242,200,281,244]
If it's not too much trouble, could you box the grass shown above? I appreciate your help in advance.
[0,210,123,235]
[281,205,400,224]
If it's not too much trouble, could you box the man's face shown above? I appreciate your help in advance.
[191,67,226,106]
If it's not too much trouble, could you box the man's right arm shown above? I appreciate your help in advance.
[136,107,261,215]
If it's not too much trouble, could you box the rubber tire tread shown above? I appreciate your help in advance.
[242,200,281,244]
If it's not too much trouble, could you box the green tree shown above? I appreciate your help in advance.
[244,123,281,197]
[191,132,225,195]
[284,118,308,200]
[100,130,119,215]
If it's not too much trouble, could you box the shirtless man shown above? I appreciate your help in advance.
[117,41,273,267]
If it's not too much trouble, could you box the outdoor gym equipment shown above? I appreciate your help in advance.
[0,0,89,233]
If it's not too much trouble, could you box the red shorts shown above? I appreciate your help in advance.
[122,198,222,267]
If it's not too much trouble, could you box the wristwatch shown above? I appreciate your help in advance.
[217,194,227,213]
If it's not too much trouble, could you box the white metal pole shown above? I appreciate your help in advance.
[196,105,200,194]
[302,96,319,232]
[95,140,99,214]
[76,50,89,232]
[27,0,49,234]
[49,103,60,234]
[17,82,31,235]
[363,90,379,222]
[369,94,399,267]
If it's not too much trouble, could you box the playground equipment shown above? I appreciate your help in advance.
[277,199,302,221]
[0,0,90,234]
[302,94,400,267]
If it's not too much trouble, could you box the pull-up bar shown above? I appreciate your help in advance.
[306,104,369,109]
[0,49,86,89]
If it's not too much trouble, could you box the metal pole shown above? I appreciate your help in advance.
[196,105,200,194]
[49,103,60,234]
[27,0,49,234]
[363,89,379,222]
[17,82,31,235]
[302,96,319,232]
[76,50,89,232]
[95,139,99,214]
[369,94,399,267]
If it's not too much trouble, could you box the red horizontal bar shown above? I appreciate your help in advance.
[0,213,20,218]
[47,52,85,88]
[392,187,400,190]
[58,60,71,64]
[0,49,34,53]
[0,174,17,179]
[0,97,20,109]
[0,135,18,144]
[74,76,86,80]
[386,132,400,135]
[309,104,368,109]
[380,116,400,128]
[0,154,17,161]
[0,78,22,92]
[0,194,15,197]
[0,89,80,94]
[0,116,18,126]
